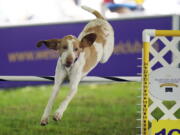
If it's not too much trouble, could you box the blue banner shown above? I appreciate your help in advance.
[0,16,172,88]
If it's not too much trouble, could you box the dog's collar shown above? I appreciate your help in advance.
[74,55,79,64]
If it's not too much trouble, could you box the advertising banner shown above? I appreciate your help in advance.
[0,15,172,88]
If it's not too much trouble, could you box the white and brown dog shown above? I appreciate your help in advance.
[37,6,114,126]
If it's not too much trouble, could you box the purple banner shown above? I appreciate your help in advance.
[0,16,172,88]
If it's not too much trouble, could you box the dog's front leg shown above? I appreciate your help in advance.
[53,73,81,121]
[40,59,67,126]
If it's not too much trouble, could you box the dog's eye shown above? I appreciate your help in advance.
[74,48,78,52]
[63,46,68,50]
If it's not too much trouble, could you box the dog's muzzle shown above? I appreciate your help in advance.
[65,61,73,68]
[65,56,79,68]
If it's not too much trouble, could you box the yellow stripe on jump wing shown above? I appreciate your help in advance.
[155,30,180,36]
[142,42,150,135]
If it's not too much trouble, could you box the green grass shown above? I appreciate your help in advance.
[0,82,141,135]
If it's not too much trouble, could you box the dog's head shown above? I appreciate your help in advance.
[36,33,96,68]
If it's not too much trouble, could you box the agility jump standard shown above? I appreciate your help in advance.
[2,29,180,134]
[142,29,180,135]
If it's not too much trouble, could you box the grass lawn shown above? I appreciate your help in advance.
[0,82,141,135]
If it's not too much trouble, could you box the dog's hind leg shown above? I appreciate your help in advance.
[40,59,67,126]
[53,73,81,121]
[100,26,114,63]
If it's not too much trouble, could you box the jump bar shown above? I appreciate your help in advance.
[0,76,141,82]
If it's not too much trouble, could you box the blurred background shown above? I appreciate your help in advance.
[0,0,180,25]
[0,1,180,135]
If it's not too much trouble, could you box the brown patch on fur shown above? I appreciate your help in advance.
[85,25,106,46]
[63,35,75,40]
[80,33,97,48]
[60,36,75,48]
[36,39,61,50]
[58,35,80,56]
[93,11,104,20]
[83,45,97,73]
[58,43,65,56]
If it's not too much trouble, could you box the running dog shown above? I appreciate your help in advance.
[36,6,114,126]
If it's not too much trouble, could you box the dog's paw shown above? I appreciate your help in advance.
[40,118,48,126]
[53,112,62,121]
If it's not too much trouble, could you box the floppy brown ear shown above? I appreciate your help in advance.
[36,40,46,48]
[80,33,97,48]
[36,39,60,50]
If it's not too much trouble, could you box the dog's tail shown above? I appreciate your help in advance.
[81,6,105,20]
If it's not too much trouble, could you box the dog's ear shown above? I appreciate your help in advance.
[36,39,61,50]
[80,33,97,48]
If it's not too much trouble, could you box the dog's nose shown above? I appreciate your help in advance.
[67,60,72,65]
[65,55,73,67]
[65,60,73,67]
